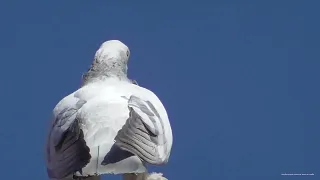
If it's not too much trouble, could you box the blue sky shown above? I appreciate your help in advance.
[0,1,319,180]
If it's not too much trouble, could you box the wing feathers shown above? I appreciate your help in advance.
[114,95,168,165]
[46,97,90,179]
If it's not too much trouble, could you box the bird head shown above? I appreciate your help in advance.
[82,40,131,84]
[94,40,130,68]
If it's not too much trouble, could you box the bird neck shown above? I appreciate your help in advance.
[81,61,128,86]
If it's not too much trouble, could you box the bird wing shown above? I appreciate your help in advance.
[46,94,91,179]
[114,94,172,165]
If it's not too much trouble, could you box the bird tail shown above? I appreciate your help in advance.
[123,172,168,180]
[77,176,101,180]
[51,175,101,180]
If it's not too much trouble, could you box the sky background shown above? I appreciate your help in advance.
[0,1,319,180]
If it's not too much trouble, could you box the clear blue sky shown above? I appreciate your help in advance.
[0,1,319,180]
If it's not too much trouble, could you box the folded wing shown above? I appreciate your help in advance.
[114,95,169,165]
[46,96,91,179]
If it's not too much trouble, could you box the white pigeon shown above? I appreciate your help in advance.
[45,40,173,180]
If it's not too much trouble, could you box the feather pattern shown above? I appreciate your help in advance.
[46,79,172,178]
[113,95,169,165]
[45,40,172,180]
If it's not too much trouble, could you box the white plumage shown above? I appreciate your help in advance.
[46,40,173,180]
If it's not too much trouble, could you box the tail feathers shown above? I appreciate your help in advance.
[101,143,134,165]
[73,175,101,180]
[123,172,168,180]
[50,175,101,180]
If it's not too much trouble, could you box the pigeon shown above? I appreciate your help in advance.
[45,40,173,180]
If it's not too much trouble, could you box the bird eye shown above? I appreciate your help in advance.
[126,50,130,57]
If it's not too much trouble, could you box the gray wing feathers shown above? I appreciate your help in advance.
[46,98,91,179]
[51,100,86,146]
[115,95,168,165]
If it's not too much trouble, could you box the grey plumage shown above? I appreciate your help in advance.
[45,40,172,180]
[46,98,91,179]
[103,95,168,166]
